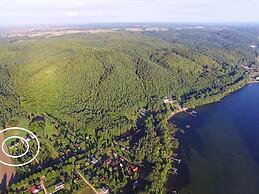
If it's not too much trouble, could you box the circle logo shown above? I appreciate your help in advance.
[0,127,40,167]
[1,135,30,158]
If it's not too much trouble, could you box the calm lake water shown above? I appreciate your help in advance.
[171,83,259,194]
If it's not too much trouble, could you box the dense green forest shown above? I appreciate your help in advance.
[0,26,258,193]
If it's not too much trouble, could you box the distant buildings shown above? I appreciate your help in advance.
[126,27,169,32]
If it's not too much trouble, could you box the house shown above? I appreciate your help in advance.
[55,182,64,191]
[100,186,109,194]
[111,150,118,157]
[26,134,33,142]
[9,142,15,149]
[129,167,133,173]
[31,185,41,194]
[91,157,98,165]
[132,166,139,173]
[163,97,176,104]
[163,97,170,103]
[14,138,20,146]
[73,177,81,184]
[256,76,259,81]
[74,143,80,148]
[104,158,112,165]
[138,108,147,116]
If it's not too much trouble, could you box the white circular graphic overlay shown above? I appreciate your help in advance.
[0,127,40,167]
[1,135,29,158]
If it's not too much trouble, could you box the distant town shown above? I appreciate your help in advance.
[0,25,232,39]
[0,26,170,38]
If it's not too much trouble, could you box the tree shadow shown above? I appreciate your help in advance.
[0,174,7,193]
[0,172,18,193]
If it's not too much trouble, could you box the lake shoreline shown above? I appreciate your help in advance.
[172,83,259,194]
[170,80,258,120]
[167,81,259,193]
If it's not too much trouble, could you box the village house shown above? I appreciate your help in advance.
[91,157,99,165]
[54,182,64,191]
[163,96,176,104]
[9,142,15,149]
[138,108,147,116]
[25,134,33,142]
[31,185,41,194]
[100,186,109,194]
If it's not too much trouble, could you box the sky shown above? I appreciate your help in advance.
[0,0,259,25]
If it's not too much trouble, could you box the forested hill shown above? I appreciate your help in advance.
[0,27,258,128]
[0,64,18,124]
[0,27,258,193]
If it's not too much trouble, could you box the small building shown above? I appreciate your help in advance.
[91,157,98,165]
[163,97,175,104]
[9,142,15,149]
[132,166,139,173]
[14,138,20,146]
[26,134,33,142]
[138,108,147,116]
[104,158,112,165]
[55,182,64,191]
[256,76,259,81]
[163,97,170,103]
[31,185,41,194]
[100,186,109,194]
[73,177,81,184]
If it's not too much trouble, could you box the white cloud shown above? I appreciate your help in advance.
[0,0,259,25]
[65,11,80,17]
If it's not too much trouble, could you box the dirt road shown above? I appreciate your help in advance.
[0,133,16,191]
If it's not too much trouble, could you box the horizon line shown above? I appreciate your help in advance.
[1,21,259,28]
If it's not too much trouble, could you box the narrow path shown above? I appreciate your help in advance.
[40,176,49,194]
[76,170,100,194]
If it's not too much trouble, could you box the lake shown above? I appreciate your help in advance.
[171,83,259,194]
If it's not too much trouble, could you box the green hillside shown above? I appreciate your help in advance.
[0,27,258,193]
[1,29,257,127]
